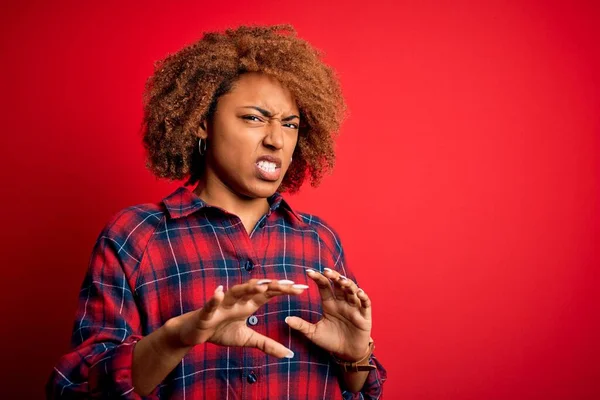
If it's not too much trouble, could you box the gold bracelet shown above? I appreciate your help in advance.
[330,340,376,372]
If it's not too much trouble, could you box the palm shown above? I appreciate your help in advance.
[286,269,373,361]
[319,297,371,351]
[199,303,262,347]
[177,279,307,359]
[209,320,257,348]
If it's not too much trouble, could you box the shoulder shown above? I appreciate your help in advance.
[103,202,164,236]
[297,212,351,275]
[297,212,344,253]
[97,202,165,254]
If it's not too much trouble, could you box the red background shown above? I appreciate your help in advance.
[2,1,599,398]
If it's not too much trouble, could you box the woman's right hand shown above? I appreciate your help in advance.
[169,278,308,358]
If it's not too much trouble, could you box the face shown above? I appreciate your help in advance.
[198,72,300,199]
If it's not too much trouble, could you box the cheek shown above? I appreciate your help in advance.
[288,134,299,155]
[210,129,261,167]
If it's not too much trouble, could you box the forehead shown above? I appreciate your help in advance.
[222,72,298,113]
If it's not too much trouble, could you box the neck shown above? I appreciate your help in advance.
[193,172,271,233]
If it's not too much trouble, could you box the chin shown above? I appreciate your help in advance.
[241,180,281,199]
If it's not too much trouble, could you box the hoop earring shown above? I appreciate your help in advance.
[198,138,207,155]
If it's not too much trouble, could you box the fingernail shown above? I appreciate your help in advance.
[285,350,294,359]
[339,275,347,280]
[215,285,223,293]
[323,268,333,273]
[305,269,316,274]
[292,284,309,289]
[278,280,295,285]
[257,279,272,285]
[285,316,291,324]
[357,288,364,293]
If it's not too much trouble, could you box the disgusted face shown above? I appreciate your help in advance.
[197,72,300,200]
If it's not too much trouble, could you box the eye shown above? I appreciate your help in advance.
[283,123,299,130]
[242,115,263,123]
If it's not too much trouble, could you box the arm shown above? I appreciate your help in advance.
[47,225,308,398]
[286,269,387,398]
[342,355,387,399]
[285,219,386,398]
[47,230,149,399]
[334,267,388,397]
[131,281,305,396]
[333,248,388,398]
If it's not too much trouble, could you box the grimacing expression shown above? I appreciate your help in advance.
[199,73,300,199]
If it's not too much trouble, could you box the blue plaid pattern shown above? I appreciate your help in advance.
[47,186,386,399]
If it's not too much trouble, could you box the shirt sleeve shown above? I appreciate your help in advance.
[341,355,388,400]
[336,244,388,399]
[46,215,159,399]
[314,217,388,399]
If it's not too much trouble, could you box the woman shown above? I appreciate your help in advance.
[48,25,386,399]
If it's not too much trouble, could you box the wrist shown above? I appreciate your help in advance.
[331,340,376,372]
[332,342,370,363]
[333,335,374,362]
[163,314,196,350]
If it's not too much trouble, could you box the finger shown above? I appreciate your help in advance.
[264,279,305,296]
[200,285,225,318]
[264,279,295,298]
[195,285,226,328]
[253,280,308,306]
[285,316,317,340]
[222,280,269,307]
[305,269,335,301]
[323,268,347,301]
[356,288,372,317]
[243,328,295,359]
[339,278,361,307]
[228,280,268,299]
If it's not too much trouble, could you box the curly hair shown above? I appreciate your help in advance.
[142,24,346,193]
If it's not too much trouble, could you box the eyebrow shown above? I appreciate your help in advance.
[241,106,300,121]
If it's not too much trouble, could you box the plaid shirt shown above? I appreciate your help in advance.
[48,186,386,399]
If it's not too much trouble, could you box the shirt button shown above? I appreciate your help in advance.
[247,371,257,384]
[244,260,254,272]
[247,315,258,326]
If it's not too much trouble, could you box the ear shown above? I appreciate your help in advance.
[196,120,208,139]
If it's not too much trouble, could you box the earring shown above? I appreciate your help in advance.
[198,138,207,155]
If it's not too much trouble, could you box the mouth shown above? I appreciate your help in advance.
[255,156,282,182]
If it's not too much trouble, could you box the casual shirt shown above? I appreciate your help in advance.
[47,186,386,399]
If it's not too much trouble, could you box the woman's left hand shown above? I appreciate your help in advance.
[285,268,372,361]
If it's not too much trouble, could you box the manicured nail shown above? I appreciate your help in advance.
[357,288,364,293]
[305,268,316,274]
[285,316,291,324]
[215,285,223,293]
[323,268,333,273]
[278,280,295,285]
[292,284,309,289]
[256,279,272,285]
[285,350,295,359]
[339,275,347,280]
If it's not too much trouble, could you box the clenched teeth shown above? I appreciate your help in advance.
[257,161,277,173]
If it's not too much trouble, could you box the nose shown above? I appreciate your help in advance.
[263,120,284,150]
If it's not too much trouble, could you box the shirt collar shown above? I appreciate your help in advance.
[163,186,305,226]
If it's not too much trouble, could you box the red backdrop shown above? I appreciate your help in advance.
[1,1,599,398]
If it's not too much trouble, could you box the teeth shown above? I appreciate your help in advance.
[257,161,277,173]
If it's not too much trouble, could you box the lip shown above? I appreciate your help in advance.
[255,155,282,182]
[255,155,282,167]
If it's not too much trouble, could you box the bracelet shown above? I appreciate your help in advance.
[330,340,376,372]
